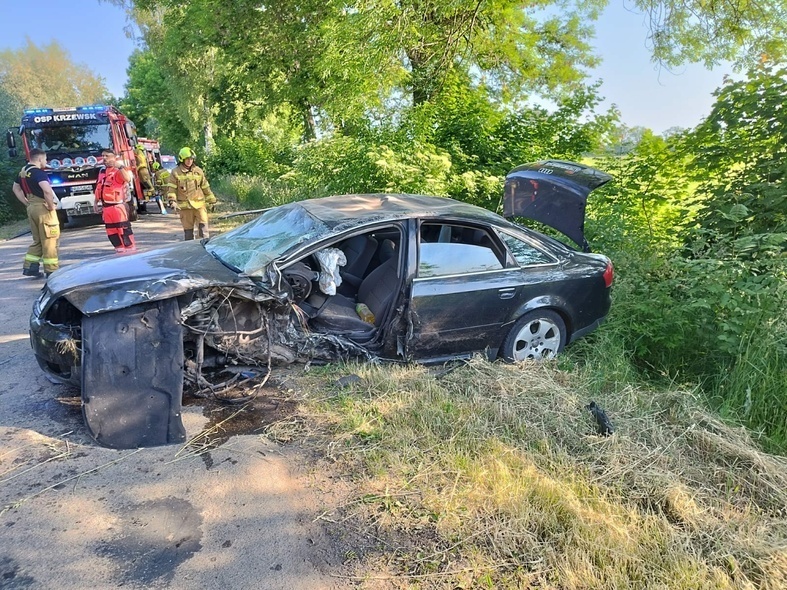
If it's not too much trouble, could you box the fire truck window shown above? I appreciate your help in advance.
[25,125,113,154]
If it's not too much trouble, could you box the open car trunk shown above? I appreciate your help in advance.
[503,160,612,252]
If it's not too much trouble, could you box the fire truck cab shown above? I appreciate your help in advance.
[6,105,147,226]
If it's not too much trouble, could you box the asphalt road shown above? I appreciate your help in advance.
[0,213,350,590]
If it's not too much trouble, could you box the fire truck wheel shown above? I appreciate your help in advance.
[56,210,69,230]
[128,198,139,222]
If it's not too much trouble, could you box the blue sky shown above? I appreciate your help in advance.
[0,0,731,134]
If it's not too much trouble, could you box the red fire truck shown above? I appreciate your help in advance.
[137,137,162,166]
[5,104,149,226]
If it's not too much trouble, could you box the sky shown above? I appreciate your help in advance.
[0,0,732,135]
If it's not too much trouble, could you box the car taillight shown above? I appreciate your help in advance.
[603,260,614,288]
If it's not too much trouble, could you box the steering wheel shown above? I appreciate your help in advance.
[282,263,315,302]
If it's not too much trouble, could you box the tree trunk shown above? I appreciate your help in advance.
[301,100,316,141]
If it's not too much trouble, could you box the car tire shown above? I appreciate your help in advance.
[56,209,68,230]
[128,196,139,222]
[501,309,566,362]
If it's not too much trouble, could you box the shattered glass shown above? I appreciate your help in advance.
[206,204,329,275]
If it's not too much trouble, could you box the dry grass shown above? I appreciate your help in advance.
[293,358,787,589]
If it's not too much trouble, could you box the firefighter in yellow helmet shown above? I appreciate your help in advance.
[166,147,217,240]
[152,161,170,195]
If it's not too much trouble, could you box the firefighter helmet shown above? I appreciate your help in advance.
[178,147,196,162]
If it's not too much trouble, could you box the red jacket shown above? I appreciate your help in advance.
[96,166,127,204]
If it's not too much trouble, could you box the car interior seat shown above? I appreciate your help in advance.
[338,234,378,295]
[309,256,399,334]
[378,239,396,263]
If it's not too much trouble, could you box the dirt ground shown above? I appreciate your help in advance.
[0,213,355,589]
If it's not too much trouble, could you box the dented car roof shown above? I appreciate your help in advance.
[207,194,513,276]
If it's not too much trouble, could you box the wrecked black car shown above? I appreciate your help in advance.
[30,160,613,449]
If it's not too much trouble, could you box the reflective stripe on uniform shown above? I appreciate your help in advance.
[25,253,41,262]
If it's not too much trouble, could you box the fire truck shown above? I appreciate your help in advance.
[5,105,148,226]
[137,137,162,166]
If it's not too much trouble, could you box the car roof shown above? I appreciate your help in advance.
[298,193,506,229]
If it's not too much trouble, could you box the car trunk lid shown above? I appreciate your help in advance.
[504,160,612,252]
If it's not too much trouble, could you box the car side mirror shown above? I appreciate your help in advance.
[6,129,16,150]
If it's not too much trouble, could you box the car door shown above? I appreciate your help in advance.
[406,221,531,359]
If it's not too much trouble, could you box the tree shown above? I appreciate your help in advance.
[685,64,787,239]
[632,0,787,69]
[0,39,111,222]
[0,39,110,130]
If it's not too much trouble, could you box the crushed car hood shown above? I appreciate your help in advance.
[504,160,612,251]
[47,241,257,315]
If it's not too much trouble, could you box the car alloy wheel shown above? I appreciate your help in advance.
[502,309,566,362]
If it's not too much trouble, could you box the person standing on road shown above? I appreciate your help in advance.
[166,147,217,240]
[11,148,60,278]
[95,149,136,253]
[134,144,155,197]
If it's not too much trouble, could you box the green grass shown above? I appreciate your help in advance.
[708,331,787,453]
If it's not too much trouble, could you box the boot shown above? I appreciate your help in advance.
[184,229,195,241]
[197,223,209,239]
[23,262,42,278]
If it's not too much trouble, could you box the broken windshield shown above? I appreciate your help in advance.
[205,203,329,275]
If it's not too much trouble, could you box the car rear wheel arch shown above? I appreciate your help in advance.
[513,295,573,335]
[500,308,568,362]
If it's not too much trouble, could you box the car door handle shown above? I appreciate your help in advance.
[498,287,517,300]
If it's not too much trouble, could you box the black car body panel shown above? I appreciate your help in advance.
[47,240,253,315]
[30,178,613,449]
[82,299,186,449]
[504,160,613,251]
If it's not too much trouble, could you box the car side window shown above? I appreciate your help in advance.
[418,223,504,278]
[499,232,554,266]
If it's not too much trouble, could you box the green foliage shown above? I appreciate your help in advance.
[285,133,454,197]
[0,161,26,225]
[629,0,787,69]
[211,175,305,210]
[686,65,787,239]
[205,136,291,178]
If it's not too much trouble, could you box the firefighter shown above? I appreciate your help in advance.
[150,161,170,215]
[152,161,170,194]
[166,147,217,240]
[11,148,60,277]
[95,149,136,253]
[134,144,155,197]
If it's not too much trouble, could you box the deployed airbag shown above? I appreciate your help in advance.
[314,248,347,296]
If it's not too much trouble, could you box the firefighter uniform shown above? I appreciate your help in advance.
[166,148,216,240]
[134,145,154,195]
[16,163,60,276]
[96,165,136,253]
[153,163,170,195]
